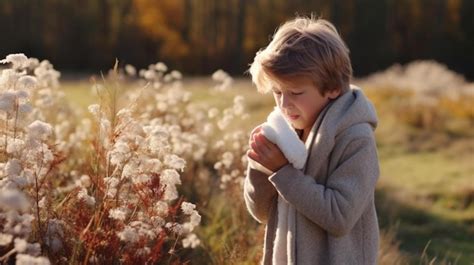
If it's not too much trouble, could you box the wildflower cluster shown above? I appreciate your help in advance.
[0,53,58,265]
[211,95,249,190]
[212,69,233,91]
[358,60,474,131]
[123,65,250,194]
[0,55,209,264]
[1,53,253,264]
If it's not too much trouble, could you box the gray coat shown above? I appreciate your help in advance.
[244,87,380,265]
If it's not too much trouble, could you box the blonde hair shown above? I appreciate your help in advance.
[249,16,352,95]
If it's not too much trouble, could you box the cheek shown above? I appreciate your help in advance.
[300,102,317,118]
[294,99,306,111]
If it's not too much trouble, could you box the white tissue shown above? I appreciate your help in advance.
[261,107,307,170]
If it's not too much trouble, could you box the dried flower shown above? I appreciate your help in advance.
[0,233,13,246]
[155,62,168,72]
[27,120,52,141]
[16,254,51,265]
[0,53,28,68]
[77,188,95,207]
[125,64,136,76]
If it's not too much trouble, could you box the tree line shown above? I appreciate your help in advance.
[1,0,473,79]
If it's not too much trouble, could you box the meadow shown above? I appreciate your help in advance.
[0,54,473,264]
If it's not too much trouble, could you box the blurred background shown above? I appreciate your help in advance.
[1,1,473,264]
[0,0,473,78]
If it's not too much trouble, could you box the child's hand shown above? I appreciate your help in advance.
[247,129,288,173]
[248,125,263,146]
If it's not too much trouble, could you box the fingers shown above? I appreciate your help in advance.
[247,133,289,172]
[248,132,269,164]
[254,134,283,160]
[251,134,271,156]
[246,149,260,162]
[257,134,277,151]
[256,133,276,154]
[250,125,262,136]
[248,126,285,164]
[249,126,261,146]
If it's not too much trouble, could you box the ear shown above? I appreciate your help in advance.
[327,89,341,99]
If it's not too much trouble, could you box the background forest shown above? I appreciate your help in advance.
[0,0,473,79]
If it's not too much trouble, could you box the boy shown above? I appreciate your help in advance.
[244,17,380,264]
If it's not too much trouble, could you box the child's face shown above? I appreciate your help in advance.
[270,76,340,133]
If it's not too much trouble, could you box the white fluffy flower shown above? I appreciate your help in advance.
[189,211,201,228]
[5,158,22,177]
[18,76,37,89]
[109,208,128,221]
[170,70,182,80]
[182,233,200,248]
[125,64,136,76]
[163,74,172,83]
[14,90,29,98]
[217,114,232,130]
[26,58,40,69]
[77,188,95,206]
[14,237,28,252]
[133,174,151,184]
[137,247,151,256]
[161,169,181,187]
[0,91,16,112]
[155,62,168,72]
[109,142,131,166]
[161,169,181,201]
[212,69,233,90]
[18,103,32,113]
[165,222,184,235]
[88,104,100,117]
[79,175,91,188]
[129,221,155,240]
[154,201,168,216]
[143,70,156,80]
[6,138,24,154]
[27,120,52,141]
[0,188,30,211]
[164,155,185,171]
[0,233,13,246]
[0,53,28,68]
[233,96,245,115]
[15,254,51,265]
[208,108,219,119]
[141,158,162,173]
[106,188,117,198]
[104,177,119,198]
[38,197,47,209]
[221,152,234,168]
[212,69,228,81]
[180,202,196,215]
[104,177,119,188]
[180,201,201,233]
[117,226,139,243]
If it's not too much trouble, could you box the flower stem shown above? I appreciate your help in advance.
[13,99,19,140]
[4,116,8,154]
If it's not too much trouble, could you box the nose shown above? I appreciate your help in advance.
[280,93,292,109]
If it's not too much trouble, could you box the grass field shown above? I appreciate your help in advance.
[61,76,473,264]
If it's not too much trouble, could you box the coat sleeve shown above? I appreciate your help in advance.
[243,166,277,224]
[268,135,379,237]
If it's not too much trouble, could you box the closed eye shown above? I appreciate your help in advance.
[291,92,304,96]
